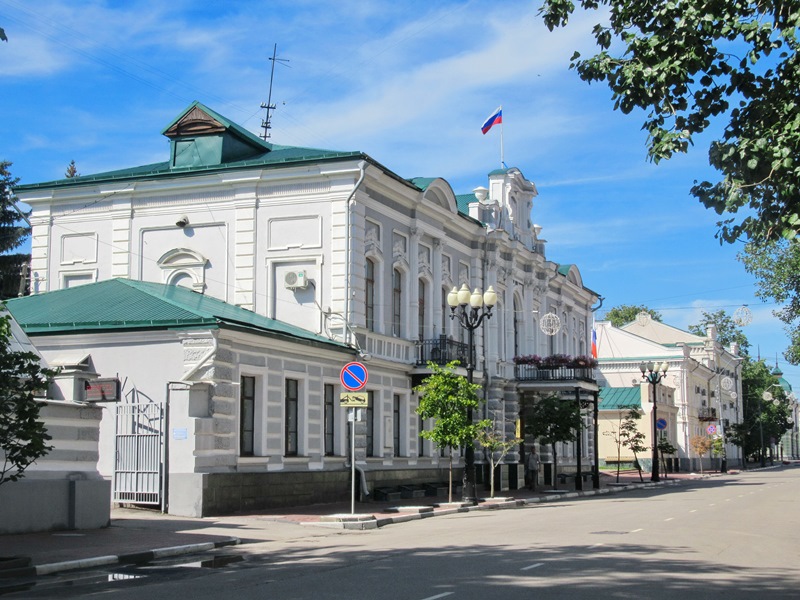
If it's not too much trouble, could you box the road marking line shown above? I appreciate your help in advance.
[709,503,716,506]
[689,510,697,513]
[521,563,544,571]
[630,528,643,533]
[664,517,674,521]
[420,593,454,600]
[589,543,605,549]
[725,499,732,502]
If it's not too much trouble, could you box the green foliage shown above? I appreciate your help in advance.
[0,27,6,42]
[604,305,662,328]
[524,394,580,446]
[524,394,580,489]
[415,361,488,453]
[688,309,751,355]
[711,436,725,457]
[538,0,800,244]
[620,407,647,480]
[740,239,800,363]
[0,309,54,486]
[736,357,792,460]
[0,162,30,299]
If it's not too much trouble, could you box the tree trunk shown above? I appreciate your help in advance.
[448,449,453,503]
[552,442,558,490]
[489,459,495,498]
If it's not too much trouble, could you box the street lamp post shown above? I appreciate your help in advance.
[640,361,669,482]
[447,283,497,504]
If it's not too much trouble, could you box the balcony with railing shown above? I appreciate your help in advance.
[514,354,599,392]
[415,336,470,367]
[698,407,717,421]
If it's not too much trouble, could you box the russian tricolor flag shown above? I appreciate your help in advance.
[481,106,502,134]
[591,329,598,358]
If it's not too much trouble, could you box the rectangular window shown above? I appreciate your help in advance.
[240,376,255,457]
[418,280,426,341]
[392,269,402,337]
[393,394,401,457]
[418,412,425,457]
[366,391,375,457]
[324,384,335,456]
[365,259,375,332]
[285,379,298,456]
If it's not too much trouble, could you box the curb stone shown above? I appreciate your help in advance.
[0,538,240,580]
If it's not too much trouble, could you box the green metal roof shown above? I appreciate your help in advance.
[5,278,350,351]
[598,387,642,411]
[409,177,437,191]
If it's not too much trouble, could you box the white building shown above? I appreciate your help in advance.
[9,101,600,515]
[595,314,744,471]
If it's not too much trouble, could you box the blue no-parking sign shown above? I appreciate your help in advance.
[340,362,368,391]
[656,418,668,430]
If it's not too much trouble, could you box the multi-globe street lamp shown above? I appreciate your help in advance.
[640,361,669,482]
[447,283,497,504]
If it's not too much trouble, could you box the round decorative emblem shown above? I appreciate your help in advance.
[730,392,738,400]
[636,311,651,326]
[539,312,562,336]
[721,376,733,391]
[733,306,753,326]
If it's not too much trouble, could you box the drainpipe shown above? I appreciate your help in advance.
[343,161,368,347]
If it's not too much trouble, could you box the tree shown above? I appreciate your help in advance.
[619,408,648,482]
[739,357,788,464]
[604,304,662,328]
[523,394,580,490]
[0,27,6,42]
[538,1,800,244]
[65,160,79,178]
[0,309,54,486]
[476,425,522,499]
[0,162,31,300]
[740,239,800,364]
[414,361,490,503]
[688,309,751,356]
[657,437,677,476]
[690,435,713,474]
[602,403,639,482]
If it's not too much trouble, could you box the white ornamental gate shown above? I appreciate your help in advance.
[113,402,165,508]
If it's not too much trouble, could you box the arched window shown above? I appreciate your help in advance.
[392,268,403,337]
[365,258,375,332]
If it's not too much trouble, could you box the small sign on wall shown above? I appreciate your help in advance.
[84,378,121,402]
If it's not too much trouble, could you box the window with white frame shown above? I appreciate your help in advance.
[240,375,256,457]
[324,383,335,456]
[285,378,299,456]
[392,269,403,337]
[365,258,376,332]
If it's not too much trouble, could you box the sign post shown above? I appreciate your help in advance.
[341,363,368,514]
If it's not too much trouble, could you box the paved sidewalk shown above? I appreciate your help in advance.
[0,469,724,581]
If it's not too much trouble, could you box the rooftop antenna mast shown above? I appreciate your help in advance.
[260,43,290,140]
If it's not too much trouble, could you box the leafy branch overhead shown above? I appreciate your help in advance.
[539,0,800,243]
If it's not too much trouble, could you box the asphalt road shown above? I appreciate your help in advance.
[6,468,800,599]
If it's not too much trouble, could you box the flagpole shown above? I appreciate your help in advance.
[500,116,504,168]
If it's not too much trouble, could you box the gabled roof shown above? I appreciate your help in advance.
[594,321,680,361]
[620,315,704,346]
[5,279,350,352]
[599,386,642,410]
[161,100,271,153]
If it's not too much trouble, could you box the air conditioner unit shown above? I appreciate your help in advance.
[284,270,308,290]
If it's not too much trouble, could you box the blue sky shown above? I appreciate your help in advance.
[2,0,796,388]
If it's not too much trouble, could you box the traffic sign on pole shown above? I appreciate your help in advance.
[656,418,668,430]
[707,424,717,435]
[340,362,368,391]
